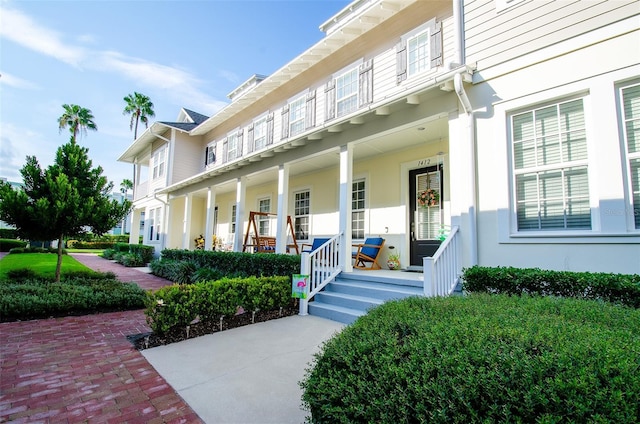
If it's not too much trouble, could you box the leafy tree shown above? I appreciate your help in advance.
[123,92,155,139]
[0,140,130,282]
[58,104,97,144]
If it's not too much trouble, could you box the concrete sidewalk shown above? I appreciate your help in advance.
[142,315,344,424]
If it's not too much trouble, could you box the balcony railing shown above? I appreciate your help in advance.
[134,181,148,201]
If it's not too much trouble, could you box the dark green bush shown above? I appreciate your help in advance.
[8,246,67,255]
[462,266,640,308]
[0,276,147,321]
[301,294,640,423]
[7,268,38,281]
[106,243,154,267]
[192,267,225,283]
[145,276,293,335]
[157,249,300,278]
[0,239,27,252]
[71,241,115,249]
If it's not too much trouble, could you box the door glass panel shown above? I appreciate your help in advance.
[415,171,441,239]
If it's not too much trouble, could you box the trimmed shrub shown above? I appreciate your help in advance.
[7,268,38,281]
[157,249,300,279]
[301,294,640,423]
[8,246,67,255]
[0,239,28,252]
[107,243,154,267]
[71,241,115,249]
[0,276,147,321]
[145,275,293,335]
[462,266,640,308]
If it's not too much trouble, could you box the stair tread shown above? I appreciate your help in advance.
[309,301,365,316]
[331,280,422,293]
[316,291,385,304]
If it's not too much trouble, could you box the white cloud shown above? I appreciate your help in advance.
[0,123,57,181]
[0,6,87,66]
[0,5,228,117]
[218,69,241,85]
[0,71,39,90]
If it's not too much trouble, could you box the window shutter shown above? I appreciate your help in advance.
[305,90,316,129]
[359,59,374,107]
[222,138,228,163]
[281,105,290,139]
[396,40,407,84]
[325,80,336,121]
[430,21,443,68]
[237,129,244,157]
[205,146,209,166]
[247,124,255,153]
[266,113,274,145]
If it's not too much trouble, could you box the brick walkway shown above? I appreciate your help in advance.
[0,254,204,423]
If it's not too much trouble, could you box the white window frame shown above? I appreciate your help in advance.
[407,28,430,78]
[148,207,162,242]
[253,116,267,150]
[227,133,238,162]
[619,82,640,230]
[289,96,306,137]
[293,189,310,241]
[257,197,271,236]
[152,147,166,180]
[336,66,359,117]
[230,204,237,235]
[352,178,366,240]
[509,96,592,233]
[206,143,215,166]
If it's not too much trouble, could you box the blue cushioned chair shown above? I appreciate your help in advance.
[352,237,385,270]
[301,237,330,253]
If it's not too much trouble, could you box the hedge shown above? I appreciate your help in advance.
[103,243,154,267]
[462,266,640,308]
[144,276,293,335]
[0,273,146,321]
[0,239,28,252]
[68,241,115,249]
[301,294,640,423]
[9,246,67,255]
[150,249,300,282]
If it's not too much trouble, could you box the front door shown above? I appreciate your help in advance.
[409,165,443,267]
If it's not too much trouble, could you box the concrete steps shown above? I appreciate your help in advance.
[308,272,424,325]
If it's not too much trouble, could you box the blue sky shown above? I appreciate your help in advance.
[0,0,350,189]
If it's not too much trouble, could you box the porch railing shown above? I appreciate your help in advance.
[298,234,342,316]
[423,225,461,297]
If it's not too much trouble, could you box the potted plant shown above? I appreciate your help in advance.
[387,246,400,270]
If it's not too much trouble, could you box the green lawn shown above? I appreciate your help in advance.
[66,248,105,254]
[0,253,93,279]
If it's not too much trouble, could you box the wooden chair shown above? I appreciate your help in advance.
[352,237,385,270]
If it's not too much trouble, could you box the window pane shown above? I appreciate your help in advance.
[537,135,560,166]
[630,158,640,228]
[408,31,429,76]
[535,106,558,139]
[514,140,536,169]
[294,191,310,240]
[623,85,640,153]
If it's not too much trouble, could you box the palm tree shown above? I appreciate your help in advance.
[123,92,155,139]
[58,104,97,144]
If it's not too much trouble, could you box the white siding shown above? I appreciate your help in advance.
[171,132,203,184]
[465,0,640,72]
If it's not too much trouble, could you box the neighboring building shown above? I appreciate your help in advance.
[108,191,134,236]
[118,0,640,276]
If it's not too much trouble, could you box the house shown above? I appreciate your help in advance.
[118,0,640,291]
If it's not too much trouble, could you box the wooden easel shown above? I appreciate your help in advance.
[242,211,299,254]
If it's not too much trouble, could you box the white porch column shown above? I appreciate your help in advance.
[339,144,354,272]
[233,177,247,252]
[204,186,217,251]
[276,164,290,253]
[129,208,141,244]
[182,193,193,249]
[163,197,172,249]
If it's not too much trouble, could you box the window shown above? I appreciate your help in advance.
[352,179,366,239]
[227,133,238,162]
[254,117,267,150]
[149,207,162,241]
[294,190,310,240]
[511,98,591,231]
[231,204,237,235]
[258,198,270,236]
[152,147,166,180]
[620,83,640,228]
[336,68,358,117]
[407,30,430,77]
[289,96,306,137]
[205,144,215,166]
